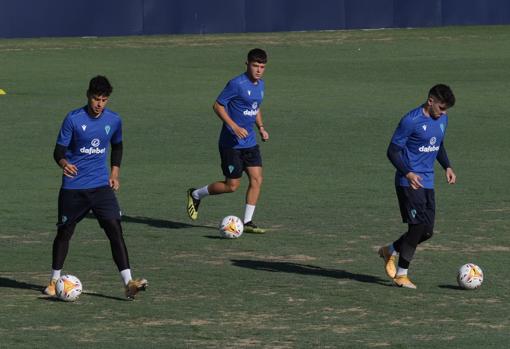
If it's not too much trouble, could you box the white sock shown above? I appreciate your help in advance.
[244,204,256,223]
[388,244,397,256]
[51,269,61,281]
[120,269,132,286]
[396,267,408,276]
[193,185,209,200]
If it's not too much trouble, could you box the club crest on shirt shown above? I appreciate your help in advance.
[81,124,87,131]
[105,125,111,135]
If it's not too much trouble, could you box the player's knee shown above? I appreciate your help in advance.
[56,224,75,241]
[99,219,124,242]
[420,225,434,243]
[250,175,263,188]
[225,181,240,193]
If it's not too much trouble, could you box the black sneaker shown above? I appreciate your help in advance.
[243,221,266,234]
[187,188,200,220]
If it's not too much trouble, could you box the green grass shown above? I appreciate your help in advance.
[1,26,510,348]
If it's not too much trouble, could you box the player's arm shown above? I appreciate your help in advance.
[109,142,123,191]
[255,110,269,142]
[53,143,77,177]
[437,142,456,184]
[387,143,423,189]
[213,101,248,139]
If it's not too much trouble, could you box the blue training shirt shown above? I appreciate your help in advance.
[217,72,265,149]
[56,106,122,189]
[390,106,448,189]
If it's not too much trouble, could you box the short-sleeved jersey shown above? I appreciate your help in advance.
[56,106,122,189]
[217,72,265,149]
[390,106,448,189]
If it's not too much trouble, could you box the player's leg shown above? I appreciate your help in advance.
[242,146,265,233]
[418,190,435,244]
[92,186,147,300]
[187,146,243,220]
[44,189,90,296]
[392,187,430,289]
[378,186,409,279]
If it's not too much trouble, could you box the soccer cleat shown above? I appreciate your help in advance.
[378,245,397,279]
[43,278,57,296]
[187,188,200,220]
[393,275,417,289]
[243,221,266,234]
[125,278,148,300]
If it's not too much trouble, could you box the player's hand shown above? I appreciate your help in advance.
[109,177,120,191]
[445,167,456,184]
[405,172,423,190]
[63,163,78,178]
[259,128,269,142]
[233,126,249,139]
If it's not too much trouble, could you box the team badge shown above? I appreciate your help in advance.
[105,125,111,135]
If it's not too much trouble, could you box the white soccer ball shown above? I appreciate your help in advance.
[219,215,244,239]
[457,263,484,290]
[56,274,83,301]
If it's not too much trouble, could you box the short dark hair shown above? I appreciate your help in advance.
[247,48,267,64]
[429,84,455,108]
[87,75,113,97]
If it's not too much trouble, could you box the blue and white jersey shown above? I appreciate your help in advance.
[56,106,122,189]
[217,72,265,149]
[390,106,448,189]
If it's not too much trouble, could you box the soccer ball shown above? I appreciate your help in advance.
[219,215,244,239]
[457,263,484,290]
[55,275,83,301]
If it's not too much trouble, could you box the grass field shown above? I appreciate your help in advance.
[1,25,510,348]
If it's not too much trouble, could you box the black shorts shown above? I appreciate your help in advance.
[219,145,262,179]
[57,186,121,226]
[396,186,435,226]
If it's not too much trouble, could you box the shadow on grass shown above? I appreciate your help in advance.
[0,277,42,291]
[39,292,127,302]
[231,259,388,285]
[86,213,216,230]
[438,284,465,290]
[82,291,129,301]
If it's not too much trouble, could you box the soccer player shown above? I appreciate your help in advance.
[43,76,147,300]
[379,84,456,289]
[187,48,270,233]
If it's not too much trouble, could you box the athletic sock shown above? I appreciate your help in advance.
[396,267,408,276]
[51,269,61,281]
[120,269,133,286]
[244,204,256,224]
[193,186,209,200]
[388,244,397,256]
